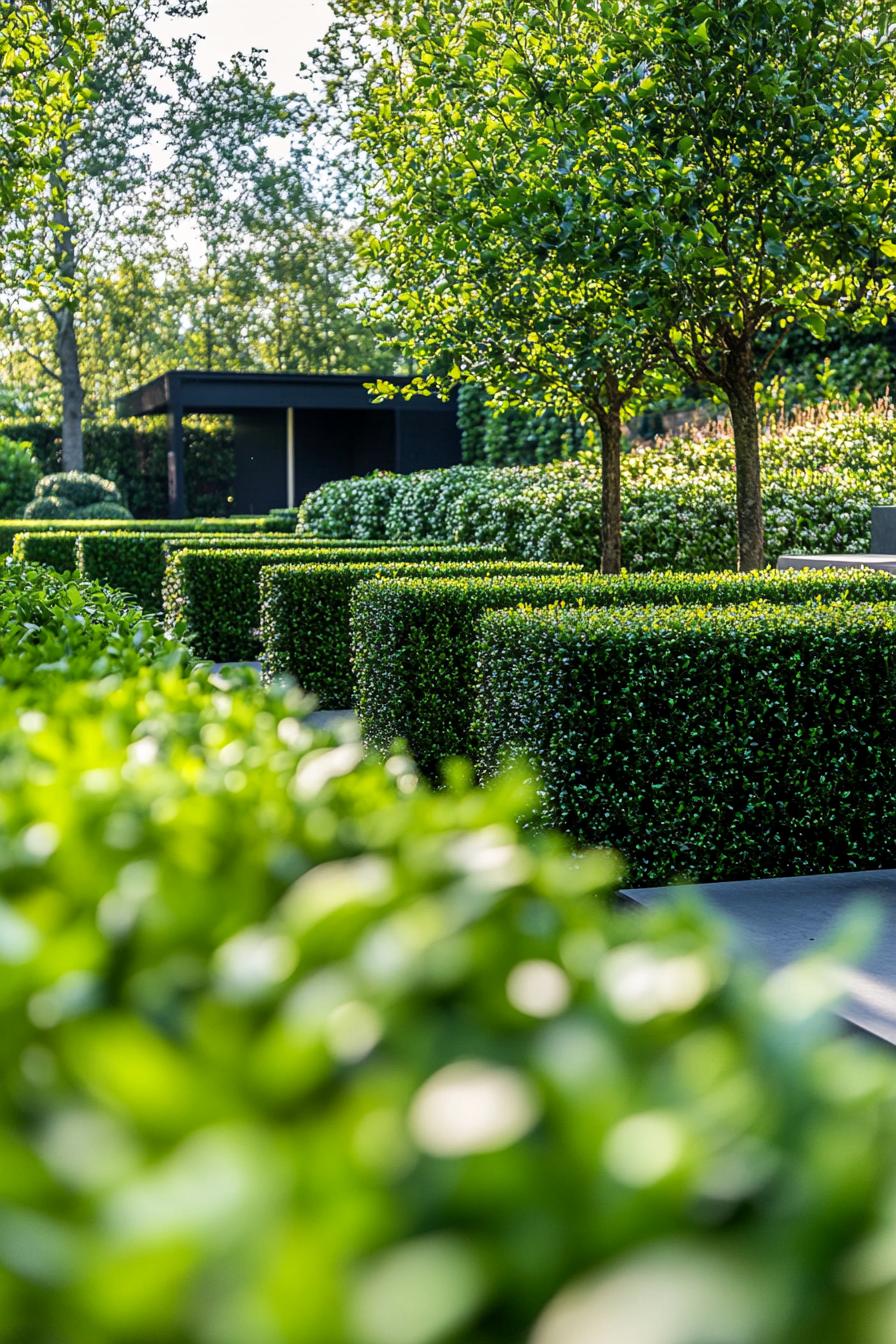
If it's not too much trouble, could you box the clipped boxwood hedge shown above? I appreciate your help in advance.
[166,544,514,662]
[76,533,506,615]
[0,515,269,555]
[351,567,896,778]
[476,599,896,884]
[12,529,82,572]
[260,559,578,708]
[78,532,338,612]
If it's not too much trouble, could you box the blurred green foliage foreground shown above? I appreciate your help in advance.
[3,559,896,1342]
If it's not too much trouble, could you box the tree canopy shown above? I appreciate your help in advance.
[0,0,111,265]
[325,0,896,569]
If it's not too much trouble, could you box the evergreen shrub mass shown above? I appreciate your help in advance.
[165,544,513,662]
[260,559,579,708]
[352,568,896,778]
[300,404,896,569]
[476,600,896,884]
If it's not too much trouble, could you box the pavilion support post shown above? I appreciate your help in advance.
[287,407,296,508]
[166,394,187,519]
[394,406,403,472]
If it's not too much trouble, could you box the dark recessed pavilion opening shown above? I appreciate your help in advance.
[116,370,462,518]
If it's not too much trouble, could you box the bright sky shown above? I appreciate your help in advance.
[166,0,334,89]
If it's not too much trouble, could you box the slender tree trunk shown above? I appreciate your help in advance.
[50,164,85,471]
[724,345,764,571]
[55,306,84,471]
[596,402,623,575]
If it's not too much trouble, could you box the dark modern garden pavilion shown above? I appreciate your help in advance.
[116,370,462,517]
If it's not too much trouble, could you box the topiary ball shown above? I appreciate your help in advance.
[34,472,122,508]
[23,495,69,519]
[73,502,134,520]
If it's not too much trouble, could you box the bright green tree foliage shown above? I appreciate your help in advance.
[324,0,668,572]
[327,0,896,570]
[0,1,110,254]
[586,0,896,567]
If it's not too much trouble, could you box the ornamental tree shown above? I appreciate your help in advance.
[0,2,111,269]
[320,0,672,573]
[610,0,896,568]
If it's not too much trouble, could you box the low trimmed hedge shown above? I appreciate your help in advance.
[352,568,896,778]
[0,515,268,555]
[166,544,513,662]
[76,533,500,614]
[78,532,339,612]
[260,560,578,708]
[12,530,81,572]
[476,600,896,883]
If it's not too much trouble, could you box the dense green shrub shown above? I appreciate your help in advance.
[166,544,513,662]
[476,600,896,883]
[298,471,402,539]
[0,434,40,517]
[76,500,134,520]
[352,568,896,778]
[25,471,135,522]
[260,560,577,708]
[3,669,896,1340]
[12,530,82,572]
[301,405,896,569]
[0,516,269,556]
[21,494,69,520]
[0,558,184,690]
[458,383,589,465]
[34,470,123,507]
[78,533,329,612]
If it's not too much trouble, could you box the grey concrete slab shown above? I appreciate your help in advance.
[622,870,896,1046]
[307,709,358,732]
[777,554,896,574]
[871,507,896,552]
[210,661,263,675]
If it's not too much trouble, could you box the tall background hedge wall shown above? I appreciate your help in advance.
[0,421,235,517]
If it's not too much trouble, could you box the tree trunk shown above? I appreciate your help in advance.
[596,403,623,575]
[50,165,85,471]
[724,349,764,572]
[56,306,84,471]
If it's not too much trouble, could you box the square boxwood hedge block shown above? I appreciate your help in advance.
[475,600,896,885]
[78,532,328,612]
[259,559,577,709]
[12,530,82,572]
[166,544,514,662]
[351,567,896,779]
[0,516,268,555]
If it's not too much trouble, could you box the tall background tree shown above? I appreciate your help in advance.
[0,2,386,463]
[611,0,896,568]
[320,0,896,570]
[318,0,671,573]
[0,1,111,277]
